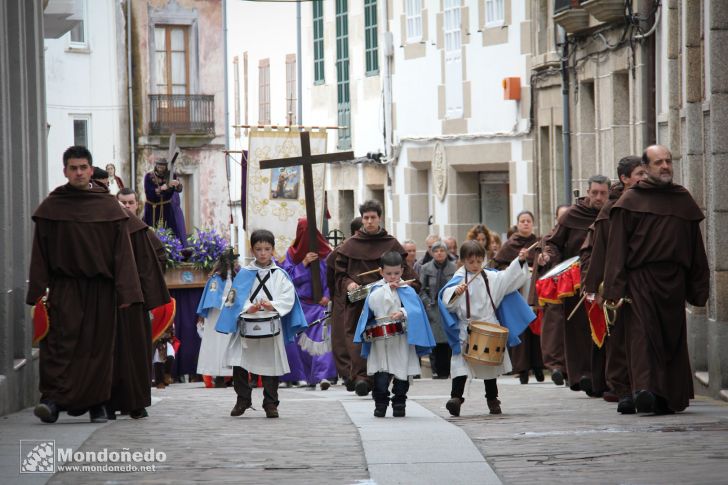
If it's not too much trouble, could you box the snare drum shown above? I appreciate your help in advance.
[463,321,509,366]
[238,311,281,339]
[347,282,376,303]
[363,317,406,342]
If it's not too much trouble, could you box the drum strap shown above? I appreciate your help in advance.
[249,272,274,302]
[465,273,471,320]
[481,270,499,317]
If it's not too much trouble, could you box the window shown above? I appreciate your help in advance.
[69,0,88,47]
[485,0,505,27]
[313,0,325,84]
[154,25,190,95]
[336,0,351,149]
[405,0,423,42]
[365,0,379,75]
[444,0,463,119]
[73,117,89,147]
[286,54,297,125]
[259,59,270,124]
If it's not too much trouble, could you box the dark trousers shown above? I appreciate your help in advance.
[451,376,498,400]
[372,372,409,408]
[153,358,174,384]
[233,366,279,408]
[430,343,452,377]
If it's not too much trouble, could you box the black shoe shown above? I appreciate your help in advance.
[617,396,636,414]
[354,380,371,397]
[551,369,565,386]
[374,406,387,418]
[230,398,251,417]
[264,405,279,418]
[89,405,108,423]
[446,397,463,417]
[66,408,88,417]
[345,379,356,392]
[519,371,529,384]
[654,395,675,415]
[214,376,226,388]
[534,368,545,382]
[129,408,148,419]
[634,390,655,413]
[319,379,331,391]
[487,398,502,415]
[569,382,582,391]
[34,401,59,424]
[392,406,406,417]
[105,406,117,420]
[579,376,594,396]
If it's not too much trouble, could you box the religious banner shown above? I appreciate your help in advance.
[246,128,328,252]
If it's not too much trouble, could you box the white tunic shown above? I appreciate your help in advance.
[196,277,234,376]
[224,262,296,376]
[365,280,421,381]
[442,258,529,380]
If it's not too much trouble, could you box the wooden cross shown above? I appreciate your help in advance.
[260,131,353,301]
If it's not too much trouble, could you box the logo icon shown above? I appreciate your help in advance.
[20,440,55,474]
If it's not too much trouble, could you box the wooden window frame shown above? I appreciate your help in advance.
[365,0,379,76]
[313,0,325,84]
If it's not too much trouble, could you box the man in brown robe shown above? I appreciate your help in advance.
[26,146,143,423]
[326,216,363,391]
[334,200,420,396]
[529,205,569,386]
[580,156,646,413]
[603,145,709,414]
[539,176,609,395]
[106,189,171,419]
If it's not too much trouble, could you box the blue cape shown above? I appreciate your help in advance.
[196,274,225,318]
[354,283,436,358]
[437,270,536,353]
[214,266,308,343]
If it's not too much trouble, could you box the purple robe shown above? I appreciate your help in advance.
[143,172,187,244]
[279,254,338,384]
[170,288,203,377]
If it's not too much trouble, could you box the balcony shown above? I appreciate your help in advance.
[148,94,215,137]
[581,0,626,24]
[554,0,590,34]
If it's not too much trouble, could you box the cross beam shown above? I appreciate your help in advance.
[260,131,353,301]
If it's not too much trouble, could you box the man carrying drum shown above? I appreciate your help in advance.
[539,175,610,397]
[439,241,531,416]
[334,200,420,396]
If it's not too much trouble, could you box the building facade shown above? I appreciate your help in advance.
[388,0,535,246]
[131,0,230,238]
[1,0,69,416]
[44,0,129,192]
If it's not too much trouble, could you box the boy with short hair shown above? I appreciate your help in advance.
[355,251,435,417]
[439,241,532,416]
[215,229,307,418]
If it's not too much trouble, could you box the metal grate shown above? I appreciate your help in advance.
[149,94,215,135]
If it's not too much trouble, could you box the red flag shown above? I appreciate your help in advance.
[587,301,607,348]
[32,297,50,345]
[529,307,543,335]
[151,298,176,343]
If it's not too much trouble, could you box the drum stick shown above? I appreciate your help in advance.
[356,268,380,277]
[450,273,482,301]
[525,241,540,252]
[567,293,587,321]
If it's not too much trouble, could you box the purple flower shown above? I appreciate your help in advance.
[153,227,184,268]
[187,228,228,270]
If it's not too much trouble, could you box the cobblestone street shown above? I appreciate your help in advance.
[3,374,728,484]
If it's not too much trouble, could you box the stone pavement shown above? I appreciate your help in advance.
[2,375,728,484]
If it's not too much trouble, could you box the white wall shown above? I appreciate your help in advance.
[44,0,127,192]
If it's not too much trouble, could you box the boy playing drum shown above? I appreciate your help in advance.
[354,251,435,417]
[439,241,530,416]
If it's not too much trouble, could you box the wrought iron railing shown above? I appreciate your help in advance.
[149,94,215,136]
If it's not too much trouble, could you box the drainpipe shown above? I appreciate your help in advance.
[127,0,136,191]
[559,27,572,204]
[641,0,656,146]
[224,0,231,184]
[297,0,302,124]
